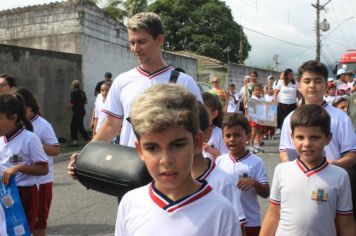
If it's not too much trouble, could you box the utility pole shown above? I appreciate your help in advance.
[312,0,331,62]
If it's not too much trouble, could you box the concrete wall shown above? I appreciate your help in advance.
[162,51,197,80]
[0,43,82,139]
[227,63,280,91]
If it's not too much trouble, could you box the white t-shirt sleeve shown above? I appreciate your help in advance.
[0,205,7,236]
[41,122,59,145]
[177,73,203,102]
[337,115,356,155]
[30,135,48,163]
[270,164,281,204]
[115,195,127,236]
[255,158,269,185]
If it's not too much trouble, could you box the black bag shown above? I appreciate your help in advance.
[74,141,152,197]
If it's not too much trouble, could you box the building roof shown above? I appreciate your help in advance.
[171,51,224,69]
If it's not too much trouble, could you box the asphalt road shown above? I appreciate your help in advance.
[47,137,281,236]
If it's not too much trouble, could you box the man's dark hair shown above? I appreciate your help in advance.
[104,72,112,79]
[222,113,251,134]
[297,60,328,82]
[198,101,210,132]
[291,104,330,135]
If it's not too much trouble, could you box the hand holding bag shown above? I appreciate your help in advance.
[75,141,152,196]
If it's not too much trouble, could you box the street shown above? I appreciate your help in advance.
[47,138,281,236]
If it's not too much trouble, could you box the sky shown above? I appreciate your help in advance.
[0,0,355,72]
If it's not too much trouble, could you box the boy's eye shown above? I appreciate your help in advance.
[171,142,186,150]
[144,145,159,152]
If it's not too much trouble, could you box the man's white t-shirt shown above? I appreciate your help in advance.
[279,101,356,161]
[103,66,202,147]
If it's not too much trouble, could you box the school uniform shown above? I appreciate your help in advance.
[115,181,241,236]
[31,114,59,230]
[279,101,356,161]
[94,93,107,133]
[207,125,228,156]
[103,66,202,147]
[216,151,269,228]
[196,158,247,225]
[0,128,48,232]
[270,158,353,236]
[227,92,239,113]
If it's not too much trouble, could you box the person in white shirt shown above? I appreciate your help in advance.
[226,83,240,113]
[93,81,111,137]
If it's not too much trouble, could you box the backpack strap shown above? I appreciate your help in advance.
[169,70,180,83]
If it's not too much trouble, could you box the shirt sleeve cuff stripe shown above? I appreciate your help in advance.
[102,109,124,119]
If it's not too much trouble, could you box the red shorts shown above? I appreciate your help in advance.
[249,120,261,128]
[18,185,39,233]
[35,182,53,230]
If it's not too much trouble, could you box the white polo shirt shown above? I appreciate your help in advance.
[32,115,59,184]
[270,159,353,236]
[0,128,48,186]
[279,101,356,161]
[115,181,241,236]
[103,66,202,147]
[216,151,269,227]
[196,158,247,225]
[207,126,228,155]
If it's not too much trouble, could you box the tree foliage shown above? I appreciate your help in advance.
[148,0,250,63]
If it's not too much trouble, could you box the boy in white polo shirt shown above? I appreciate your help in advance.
[115,84,241,236]
[260,104,354,236]
[216,113,270,236]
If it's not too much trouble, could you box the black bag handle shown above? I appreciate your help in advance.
[169,70,180,83]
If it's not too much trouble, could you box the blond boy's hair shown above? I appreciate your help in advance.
[127,12,163,39]
[130,84,199,140]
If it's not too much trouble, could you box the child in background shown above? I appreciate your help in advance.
[192,102,247,233]
[216,113,270,236]
[115,84,241,236]
[15,88,60,236]
[202,92,228,161]
[0,94,48,233]
[263,85,276,140]
[93,81,112,136]
[324,85,337,104]
[332,96,349,112]
[249,84,265,153]
[260,105,354,236]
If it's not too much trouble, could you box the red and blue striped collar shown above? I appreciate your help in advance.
[229,151,251,163]
[196,158,216,181]
[149,180,212,213]
[4,127,24,144]
[296,158,328,177]
[136,65,172,79]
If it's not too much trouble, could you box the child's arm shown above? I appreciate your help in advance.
[330,151,356,169]
[335,214,355,236]
[237,177,270,198]
[43,144,60,156]
[2,162,48,185]
[259,202,280,236]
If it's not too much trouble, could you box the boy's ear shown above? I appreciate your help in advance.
[134,141,144,161]
[194,131,204,155]
[325,132,332,145]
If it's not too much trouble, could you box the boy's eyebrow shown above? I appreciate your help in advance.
[141,137,189,146]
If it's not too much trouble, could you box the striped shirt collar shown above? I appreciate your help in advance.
[31,114,40,122]
[4,127,24,144]
[229,151,251,163]
[296,157,329,177]
[196,158,216,181]
[136,65,172,79]
[149,180,212,213]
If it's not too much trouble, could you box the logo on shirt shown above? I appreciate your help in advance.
[311,188,328,203]
[9,154,23,163]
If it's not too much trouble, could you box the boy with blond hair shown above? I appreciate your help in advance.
[115,84,241,236]
[261,105,354,236]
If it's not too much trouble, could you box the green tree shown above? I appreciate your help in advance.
[148,0,250,63]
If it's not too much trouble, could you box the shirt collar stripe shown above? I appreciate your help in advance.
[196,158,216,180]
[321,100,328,107]
[31,114,40,122]
[166,184,212,213]
[229,151,251,163]
[150,180,212,213]
[136,66,172,79]
[4,128,24,143]
[296,158,328,177]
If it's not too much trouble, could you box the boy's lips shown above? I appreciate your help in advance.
[159,171,178,180]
